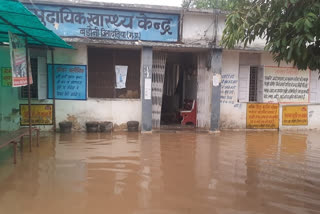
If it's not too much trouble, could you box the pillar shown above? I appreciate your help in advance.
[141,47,153,132]
[210,49,222,131]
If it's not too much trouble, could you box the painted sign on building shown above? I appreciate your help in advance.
[1,67,12,87]
[264,66,309,103]
[48,64,87,100]
[20,104,53,125]
[282,105,308,126]
[220,73,238,104]
[25,4,179,42]
[247,103,279,129]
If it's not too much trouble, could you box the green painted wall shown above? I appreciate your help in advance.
[0,46,20,131]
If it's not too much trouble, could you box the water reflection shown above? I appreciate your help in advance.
[0,131,319,214]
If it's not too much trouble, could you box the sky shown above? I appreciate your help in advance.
[86,0,183,7]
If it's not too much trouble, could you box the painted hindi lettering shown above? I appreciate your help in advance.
[20,104,53,125]
[247,103,279,129]
[48,64,87,100]
[282,105,308,126]
[1,67,12,87]
[25,4,179,42]
[221,74,238,104]
[263,66,309,102]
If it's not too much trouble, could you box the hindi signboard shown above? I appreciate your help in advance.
[263,66,309,103]
[8,31,32,87]
[247,103,279,129]
[25,4,179,42]
[48,64,87,100]
[20,104,53,125]
[1,67,12,87]
[282,105,308,126]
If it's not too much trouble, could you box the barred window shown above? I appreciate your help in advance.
[21,58,38,99]
[249,66,258,102]
[88,48,141,99]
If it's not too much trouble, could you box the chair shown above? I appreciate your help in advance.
[180,100,197,125]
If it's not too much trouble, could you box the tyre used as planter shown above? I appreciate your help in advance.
[99,121,113,132]
[127,121,139,132]
[86,122,99,133]
[59,121,72,133]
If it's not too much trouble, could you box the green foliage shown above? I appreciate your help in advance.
[182,0,235,11]
[221,0,320,70]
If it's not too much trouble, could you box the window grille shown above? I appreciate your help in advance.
[21,58,38,99]
[249,66,258,102]
[88,48,140,99]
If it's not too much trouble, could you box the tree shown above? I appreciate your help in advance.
[182,0,234,11]
[221,0,320,71]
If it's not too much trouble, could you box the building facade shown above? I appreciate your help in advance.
[0,0,319,132]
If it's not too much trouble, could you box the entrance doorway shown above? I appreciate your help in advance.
[160,52,198,127]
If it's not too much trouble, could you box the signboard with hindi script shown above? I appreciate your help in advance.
[247,103,279,129]
[1,67,12,87]
[25,4,179,42]
[282,105,308,126]
[263,66,309,103]
[20,104,53,125]
[48,64,87,100]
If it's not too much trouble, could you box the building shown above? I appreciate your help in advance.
[0,0,319,132]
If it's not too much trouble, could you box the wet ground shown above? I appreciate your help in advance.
[0,130,320,214]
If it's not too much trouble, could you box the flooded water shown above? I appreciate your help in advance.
[0,131,320,214]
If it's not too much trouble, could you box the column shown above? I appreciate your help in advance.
[141,47,153,132]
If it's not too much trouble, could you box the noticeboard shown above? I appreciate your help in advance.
[1,67,12,87]
[247,103,279,129]
[48,64,87,100]
[20,104,53,125]
[282,105,308,126]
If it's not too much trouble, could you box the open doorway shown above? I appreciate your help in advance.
[160,52,198,127]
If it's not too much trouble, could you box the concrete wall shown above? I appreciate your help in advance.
[51,43,142,131]
[55,99,141,131]
[220,50,320,130]
[0,43,142,131]
[220,50,246,129]
[0,46,20,131]
[182,12,225,47]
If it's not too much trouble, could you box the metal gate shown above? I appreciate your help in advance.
[152,52,167,128]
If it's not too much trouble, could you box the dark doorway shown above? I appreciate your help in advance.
[160,52,197,126]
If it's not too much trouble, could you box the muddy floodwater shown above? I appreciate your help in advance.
[0,131,320,214]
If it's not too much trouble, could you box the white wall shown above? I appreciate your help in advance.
[220,50,320,130]
[220,50,246,129]
[49,43,142,131]
[279,104,320,130]
[55,99,141,130]
[182,13,225,46]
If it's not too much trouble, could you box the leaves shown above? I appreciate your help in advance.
[219,0,320,70]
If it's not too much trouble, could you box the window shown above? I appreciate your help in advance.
[20,57,47,100]
[249,67,258,102]
[88,48,141,99]
[21,58,38,99]
[238,65,263,102]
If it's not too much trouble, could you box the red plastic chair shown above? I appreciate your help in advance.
[180,100,197,125]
